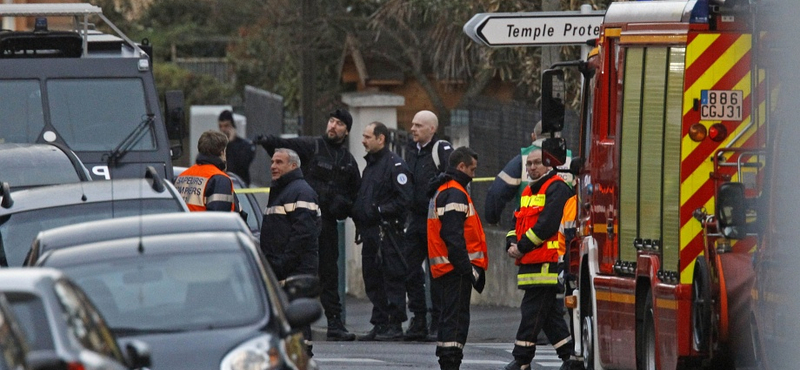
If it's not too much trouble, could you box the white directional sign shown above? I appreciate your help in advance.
[464,11,606,47]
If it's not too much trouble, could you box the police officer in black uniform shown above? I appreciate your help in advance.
[255,109,361,341]
[352,121,413,341]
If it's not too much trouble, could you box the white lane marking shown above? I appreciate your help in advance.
[314,358,385,363]
[461,360,509,364]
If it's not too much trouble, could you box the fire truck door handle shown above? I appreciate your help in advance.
[607,218,615,239]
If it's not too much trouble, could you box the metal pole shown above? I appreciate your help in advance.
[300,0,317,136]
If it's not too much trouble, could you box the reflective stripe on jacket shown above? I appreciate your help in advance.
[175,164,235,212]
[427,179,488,278]
[512,176,563,266]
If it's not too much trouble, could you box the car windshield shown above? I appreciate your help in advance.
[50,251,266,333]
[0,199,184,267]
[1,155,81,189]
[5,292,55,351]
[0,78,155,151]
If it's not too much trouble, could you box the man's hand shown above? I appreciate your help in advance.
[507,243,524,259]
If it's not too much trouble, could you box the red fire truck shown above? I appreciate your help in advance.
[540,0,768,369]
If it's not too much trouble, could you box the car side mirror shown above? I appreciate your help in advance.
[541,69,565,134]
[284,298,322,329]
[283,274,321,301]
[164,90,185,141]
[542,138,567,167]
[716,182,747,239]
[124,339,152,369]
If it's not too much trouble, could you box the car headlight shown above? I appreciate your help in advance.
[220,334,283,370]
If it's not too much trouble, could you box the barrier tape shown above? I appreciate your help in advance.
[236,177,498,195]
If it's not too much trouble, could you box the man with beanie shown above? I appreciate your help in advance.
[175,130,241,213]
[255,108,361,341]
[427,146,487,370]
[218,110,256,186]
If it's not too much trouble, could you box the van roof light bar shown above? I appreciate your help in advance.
[0,3,146,59]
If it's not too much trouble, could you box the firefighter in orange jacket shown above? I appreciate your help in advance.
[427,146,488,370]
[504,149,574,370]
[175,130,241,213]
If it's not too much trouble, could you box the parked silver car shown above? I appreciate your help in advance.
[0,268,150,370]
[35,229,321,370]
[0,167,188,266]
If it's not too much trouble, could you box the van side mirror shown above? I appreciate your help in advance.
[164,90,185,141]
[541,69,565,134]
[716,182,747,239]
[542,138,567,167]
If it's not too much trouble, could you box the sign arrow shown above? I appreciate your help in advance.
[464,11,606,47]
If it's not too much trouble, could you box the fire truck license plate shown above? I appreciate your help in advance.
[700,90,743,121]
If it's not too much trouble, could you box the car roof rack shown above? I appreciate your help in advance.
[0,3,146,58]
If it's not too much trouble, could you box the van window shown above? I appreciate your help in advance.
[47,79,154,151]
[0,80,45,144]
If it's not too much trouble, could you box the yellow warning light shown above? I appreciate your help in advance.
[689,123,707,142]
[565,295,578,309]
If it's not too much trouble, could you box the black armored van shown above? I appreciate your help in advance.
[0,3,183,181]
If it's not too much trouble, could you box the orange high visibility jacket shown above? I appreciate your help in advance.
[558,195,578,257]
[513,176,563,265]
[427,179,488,278]
[175,164,235,212]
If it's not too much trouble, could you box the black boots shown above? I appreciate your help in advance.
[404,315,428,341]
[358,323,403,341]
[326,315,356,341]
[503,359,531,370]
[358,324,386,341]
[375,323,403,341]
[439,358,461,370]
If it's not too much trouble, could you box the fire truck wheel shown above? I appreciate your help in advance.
[642,291,657,370]
[581,315,594,370]
[692,257,713,353]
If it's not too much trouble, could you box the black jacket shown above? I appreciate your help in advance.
[429,168,474,275]
[484,153,523,225]
[258,135,360,220]
[352,147,412,227]
[260,168,320,280]
[225,137,255,186]
[404,135,453,216]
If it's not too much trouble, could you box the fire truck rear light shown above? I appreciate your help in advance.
[565,295,578,308]
[708,123,728,142]
[689,123,707,142]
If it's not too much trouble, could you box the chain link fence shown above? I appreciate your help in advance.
[390,97,579,229]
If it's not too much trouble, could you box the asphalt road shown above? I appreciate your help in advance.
[310,295,569,370]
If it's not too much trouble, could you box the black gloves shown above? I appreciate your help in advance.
[253,134,269,145]
[470,266,486,294]
[328,194,352,220]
